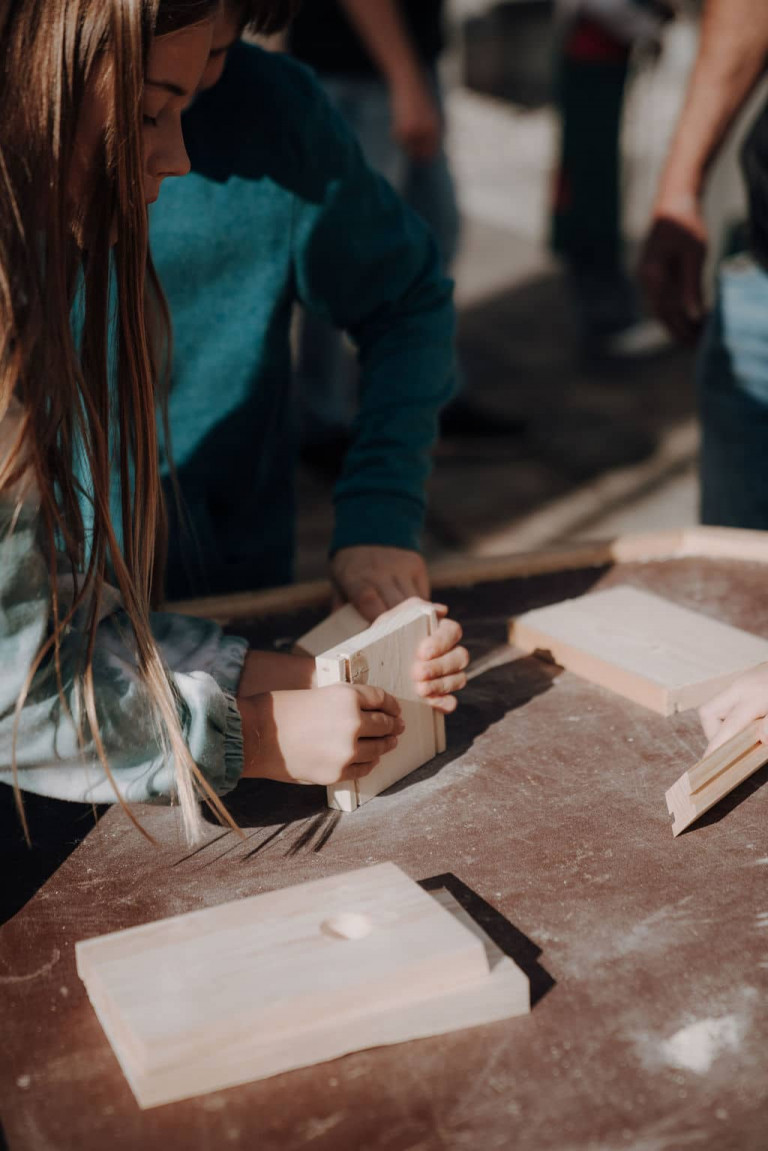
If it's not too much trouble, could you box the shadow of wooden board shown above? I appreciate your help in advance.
[75,862,530,1109]
[509,585,768,716]
[315,602,446,812]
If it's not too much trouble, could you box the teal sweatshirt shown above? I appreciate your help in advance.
[150,42,456,598]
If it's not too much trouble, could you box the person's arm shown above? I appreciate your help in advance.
[640,0,768,342]
[290,70,457,622]
[337,0,442,161]
[0,501,246,805]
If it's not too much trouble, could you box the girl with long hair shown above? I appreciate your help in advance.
[0,0,469,846]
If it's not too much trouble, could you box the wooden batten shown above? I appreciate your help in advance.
[165,528,768,625]
[666,721,768,836]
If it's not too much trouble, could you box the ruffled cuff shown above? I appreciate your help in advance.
[148,671,244,799]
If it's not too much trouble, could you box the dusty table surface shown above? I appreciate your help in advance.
[2,558,767,1151]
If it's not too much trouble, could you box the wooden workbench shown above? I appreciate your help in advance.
[1,529,767,1150]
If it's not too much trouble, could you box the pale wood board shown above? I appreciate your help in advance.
[316,602,446,812]
[509,585,768,716]
[293,603,368,658]
[76,863,529,1109]
[665,720,768,836]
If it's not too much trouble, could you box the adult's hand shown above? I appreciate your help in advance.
[639,197,708,345]
[331,545,430,622]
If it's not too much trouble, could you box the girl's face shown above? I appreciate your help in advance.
[72,20,214,214]
[142,21,214,203]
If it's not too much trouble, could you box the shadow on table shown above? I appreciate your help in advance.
[386,653,562,798]
[420,872,555,1008]
[208,653,563,860]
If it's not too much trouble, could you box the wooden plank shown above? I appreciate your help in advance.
[665,720,768,836]
[509,585,768,716]
[165,528,768,624]
[75,863,532,1109]
[293,603,368,658]
[316,602,445,812]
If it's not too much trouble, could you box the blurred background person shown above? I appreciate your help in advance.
[640,0,768,528]
[289,0,517,464]
[552,0,673,358]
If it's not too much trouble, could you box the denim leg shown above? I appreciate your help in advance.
[699,254,768,528]
[402,73,461,273]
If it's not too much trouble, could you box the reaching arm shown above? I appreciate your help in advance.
[291,74,456,619]
[640,0,768,342]
[337,0,442,161]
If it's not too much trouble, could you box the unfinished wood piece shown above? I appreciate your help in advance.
[293,603,369,658]
[168,526,768,624]
[317,601,446,812]
[76,862,529,1109]
[666,721,768,836]
[509,585,768,716]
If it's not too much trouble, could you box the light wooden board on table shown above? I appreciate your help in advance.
[509,585,768,716]
[76,862,529,1109]
[316,601,446,811]
[293,603,368,658]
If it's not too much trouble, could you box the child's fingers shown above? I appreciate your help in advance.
[354,735,399,764]
[358,710,405,739]
[342,757,382,781]
[416,671,467,700]
[699,684,738,741]
[417,618,463,661]
[356,685,401,717]
[413,646,470,683]
[704,702,762,756]
[425,694,458,714]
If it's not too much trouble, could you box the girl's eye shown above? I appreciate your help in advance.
[143,114,159,127]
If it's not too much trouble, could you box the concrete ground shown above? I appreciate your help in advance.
[294,15,711,583]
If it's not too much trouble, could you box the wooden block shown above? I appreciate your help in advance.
[317,601,446,811]
[665,721,768,836]
[76,862,529,1109]
[294,603,369,658]
[509,585,768,716]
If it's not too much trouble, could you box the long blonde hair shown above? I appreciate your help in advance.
[0,0,237,843]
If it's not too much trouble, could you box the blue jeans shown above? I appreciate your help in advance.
[297,72,460,443]
[699,253,768,528]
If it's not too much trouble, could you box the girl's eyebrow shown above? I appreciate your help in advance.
[146,78,188,98]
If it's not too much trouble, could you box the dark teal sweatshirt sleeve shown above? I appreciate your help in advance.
[287,67,457,554]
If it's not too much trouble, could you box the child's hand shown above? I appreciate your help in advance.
[239,684,404,786]
[409,601,469,714]
[699,662,768,754]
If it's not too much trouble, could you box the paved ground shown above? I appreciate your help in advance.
[294,15,710,583]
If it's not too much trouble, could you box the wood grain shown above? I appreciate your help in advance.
[316,602,445,811]
[75,862,532,1109]
[510,585,768,715]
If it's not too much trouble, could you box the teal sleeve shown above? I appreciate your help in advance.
[0,500,247,805]
[289,82,457,555]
